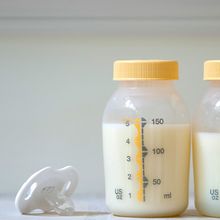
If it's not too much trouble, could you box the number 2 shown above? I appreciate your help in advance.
[125,121,130,126]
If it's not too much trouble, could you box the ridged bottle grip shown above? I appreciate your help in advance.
[113,60,178,80]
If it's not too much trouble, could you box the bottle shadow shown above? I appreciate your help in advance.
[181,209,208,218]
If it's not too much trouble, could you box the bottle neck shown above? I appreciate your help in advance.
[118,80,174,88]
[209,80,220,87]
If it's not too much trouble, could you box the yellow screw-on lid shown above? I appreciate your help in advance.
[204,60,220,80]
[113,60,178,80]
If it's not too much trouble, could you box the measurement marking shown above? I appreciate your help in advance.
[141,117,148,201]
[135,117,148,202]
[164,192,172,199]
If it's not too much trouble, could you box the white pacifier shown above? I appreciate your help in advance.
[15,166,78,215]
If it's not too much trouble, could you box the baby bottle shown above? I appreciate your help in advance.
[102,60,191,217]
[193,60,220,217]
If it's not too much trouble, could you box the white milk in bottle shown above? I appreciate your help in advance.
[103,60,191,217]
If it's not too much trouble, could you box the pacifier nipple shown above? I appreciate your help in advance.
[15,166,78,215]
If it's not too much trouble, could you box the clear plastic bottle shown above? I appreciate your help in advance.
[102,60,191,217]
[193,60,220,217]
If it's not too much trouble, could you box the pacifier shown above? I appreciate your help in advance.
[15,166,78,215]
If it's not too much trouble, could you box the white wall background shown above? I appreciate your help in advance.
[0,0,220,196]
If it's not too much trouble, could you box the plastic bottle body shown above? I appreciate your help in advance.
[103,80,190,217]
[193,81,220,217]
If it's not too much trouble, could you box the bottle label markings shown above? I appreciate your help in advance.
[120,117,173,202]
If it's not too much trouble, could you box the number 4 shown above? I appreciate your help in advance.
[126,138,130,144]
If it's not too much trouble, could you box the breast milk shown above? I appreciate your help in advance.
[193,132,220,216]
[103,123,190,217]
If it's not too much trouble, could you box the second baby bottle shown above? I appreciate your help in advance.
[102,60,191,217]
[193,60,220,217]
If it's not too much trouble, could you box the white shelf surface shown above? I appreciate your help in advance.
[0,194,216,219]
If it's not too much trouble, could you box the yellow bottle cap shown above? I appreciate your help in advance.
[113,60,178,80]
[204,60,220,80]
